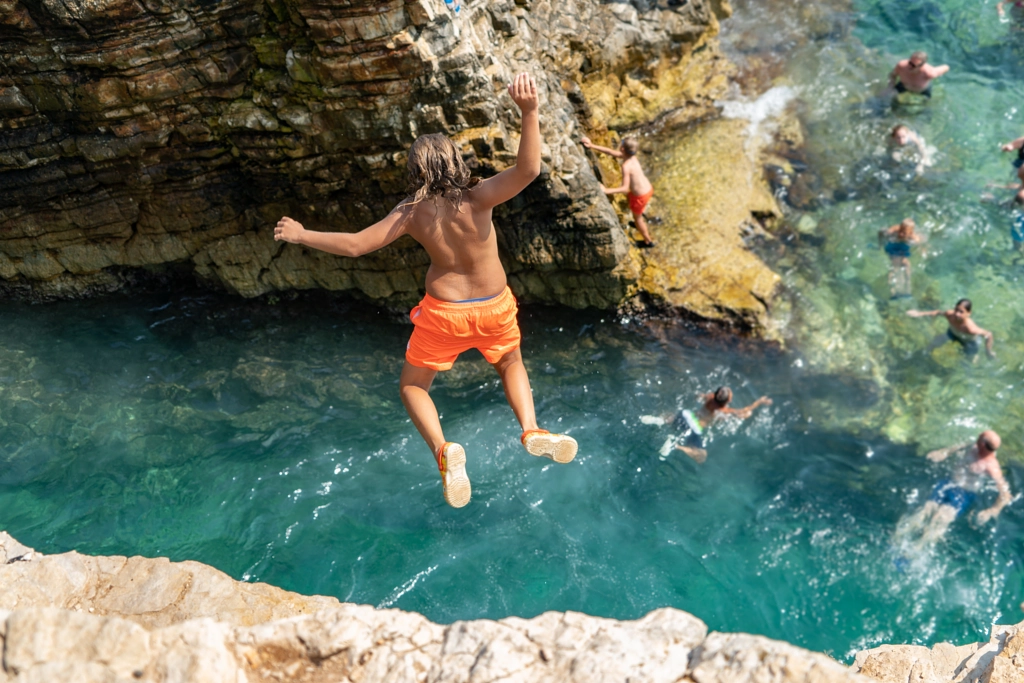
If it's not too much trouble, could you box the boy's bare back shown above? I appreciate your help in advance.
[274,73,541,303]
[621,156,652,197]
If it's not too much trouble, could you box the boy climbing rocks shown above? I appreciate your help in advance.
[273,73,577,508]
[581,135,656,247]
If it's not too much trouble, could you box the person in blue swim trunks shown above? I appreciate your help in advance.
[894,431,1013,549]
[878,217,924,298]
[1012,191,1024,255]
[650,387,771,464]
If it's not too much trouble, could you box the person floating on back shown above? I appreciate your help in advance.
[274,73,578,508]
[641,387,771,464]
[887,51,949,99]
[878,217,924,299]
[907,298,996,360]
[580,135,656,247]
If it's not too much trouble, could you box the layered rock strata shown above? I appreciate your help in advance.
[0,532,877,682]
[0,0,780,328]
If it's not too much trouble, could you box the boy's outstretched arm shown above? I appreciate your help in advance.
[274,203,414,257]
[470,73,541,209]
[581,137,624,158]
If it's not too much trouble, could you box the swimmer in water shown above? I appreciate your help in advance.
[888,125,932,176]
[997,0,1024,22]
[887,51,949,99]
[581,135,656,247]
[274,74,577,508]
[894,430,1012,550]
[1012,191,1024,256]
[658,387,771,464]
[907,298,996,360]
[878,217,924,299]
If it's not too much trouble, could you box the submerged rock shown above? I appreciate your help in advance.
[0,531,880,682]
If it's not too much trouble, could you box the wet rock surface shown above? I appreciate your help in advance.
[0,0,780,320]
[0,532,880,682]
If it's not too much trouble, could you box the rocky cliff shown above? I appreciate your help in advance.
[0,0,781,329]
[0,532,877,682]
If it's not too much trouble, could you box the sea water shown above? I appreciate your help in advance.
[2,0,1024,663]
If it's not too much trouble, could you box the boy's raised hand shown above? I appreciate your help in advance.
[274,216,305,243]
[508,73,538,114]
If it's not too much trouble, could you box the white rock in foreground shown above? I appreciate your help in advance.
[0,532,879,682]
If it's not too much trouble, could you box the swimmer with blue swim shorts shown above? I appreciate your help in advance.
[642,387,771,464]
[879,217,924,299]
[894,430,1012,551]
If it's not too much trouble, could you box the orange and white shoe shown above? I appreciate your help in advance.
[437,442,471,508]
[521,429,578,464]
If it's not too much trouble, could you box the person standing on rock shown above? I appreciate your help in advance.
[580,135,656,247]
[274,73,577,509]
[894,430,1012,550]
[907,299,995,359]
[887,51,949,98]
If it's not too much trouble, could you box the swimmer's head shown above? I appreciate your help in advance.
[898,217,915,236]
[978,430,1001,454]
[909,51,927,68]
[620,137,639,158]
[953,298,972,316]
[712,386,732,407]
[891,125,911,145]
[406,133,479,205]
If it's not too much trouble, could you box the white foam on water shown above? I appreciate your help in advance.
[718,85,799,137]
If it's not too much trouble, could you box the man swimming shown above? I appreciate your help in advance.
[887,51,949,98]
[647,387,771,464]
[888,125,932,175]
[894,430,1013,550]
[907,299,995,359]
[878,217,924,298]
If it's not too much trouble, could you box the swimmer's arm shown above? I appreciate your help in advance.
[723,397,772,420]
[977,326,996,358]
[906,309,943,318]
[978,466,1012,522]
[471,74,541,210]
[274,207,412,257]
[1001,136,1024,152]
[925,64,950,78]
[926,441,970,462]
[998,1,1008,16]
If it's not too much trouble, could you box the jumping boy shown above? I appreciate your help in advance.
[273,73,577,508]
[581,135,656,247]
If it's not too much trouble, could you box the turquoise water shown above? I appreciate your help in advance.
[3,0,1024,663]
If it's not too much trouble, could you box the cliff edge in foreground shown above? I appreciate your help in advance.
[7,531,1019,683]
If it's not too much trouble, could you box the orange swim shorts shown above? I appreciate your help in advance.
[627,189,654,216]
[406,286,522,371]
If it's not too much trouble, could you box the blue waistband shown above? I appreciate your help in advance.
[453,292,502,304]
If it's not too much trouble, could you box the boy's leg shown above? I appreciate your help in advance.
[400,360,471,507]
[399,361,445,456]
[633,211,654,244]
[491,348,538,432]
[491,348,578,463]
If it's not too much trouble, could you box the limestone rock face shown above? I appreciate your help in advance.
[0,532,876,682]
[0,0,749,313]
[852,621,1024,683]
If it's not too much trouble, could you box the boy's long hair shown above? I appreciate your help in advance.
[406,134,479,207]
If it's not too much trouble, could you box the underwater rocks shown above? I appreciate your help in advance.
[0,0,782,326]
[0,531,881,682]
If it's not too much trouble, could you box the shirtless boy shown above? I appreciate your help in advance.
[894,430,1012,550]
[888,51,949,98]
[889,125,931,175]
[581,135,656,247]
[907,298,996,359]
[652,387,771,464]
[274,73,577,509]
